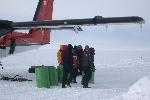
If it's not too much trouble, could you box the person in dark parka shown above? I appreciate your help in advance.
[72,45,80,83]
[62,44,74,88]
[81,45,93,88]
[76,45,83,75]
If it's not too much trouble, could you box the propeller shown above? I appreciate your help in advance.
[0,20,14,37]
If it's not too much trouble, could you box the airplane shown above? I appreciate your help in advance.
[0,0,144,58]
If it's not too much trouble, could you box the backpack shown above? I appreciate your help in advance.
[57,49,63,64]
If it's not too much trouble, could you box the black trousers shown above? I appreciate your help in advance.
[72,68,79,83]
[82,69,92,87]
[62,67,75,86]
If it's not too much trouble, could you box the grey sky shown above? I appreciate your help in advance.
[0,0,150,50]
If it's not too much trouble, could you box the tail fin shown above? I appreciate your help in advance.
[0,0,54,57]
[29,0,54,44]
[0,0,54,46]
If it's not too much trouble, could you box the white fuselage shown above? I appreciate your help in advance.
[0,45,42,59]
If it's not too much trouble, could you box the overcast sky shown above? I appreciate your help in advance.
[0,0,150,50]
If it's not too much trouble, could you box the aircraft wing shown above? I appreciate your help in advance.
[0,16,144,37]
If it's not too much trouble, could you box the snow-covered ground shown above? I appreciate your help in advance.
[0,46,150,100]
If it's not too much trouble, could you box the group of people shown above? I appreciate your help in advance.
[57,44,95,88]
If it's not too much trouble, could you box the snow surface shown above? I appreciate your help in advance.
[111,75,150,100]
[0,45,150,100]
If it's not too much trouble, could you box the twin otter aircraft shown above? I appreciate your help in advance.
[0,0,144,58]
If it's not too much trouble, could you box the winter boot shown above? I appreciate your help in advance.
[66,83,71,87]
[62,85,66,88]
[83,86,91,88]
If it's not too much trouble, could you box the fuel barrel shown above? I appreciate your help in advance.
[48,66,58,86]
[35,67,50,88]
[57,65,63,83]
